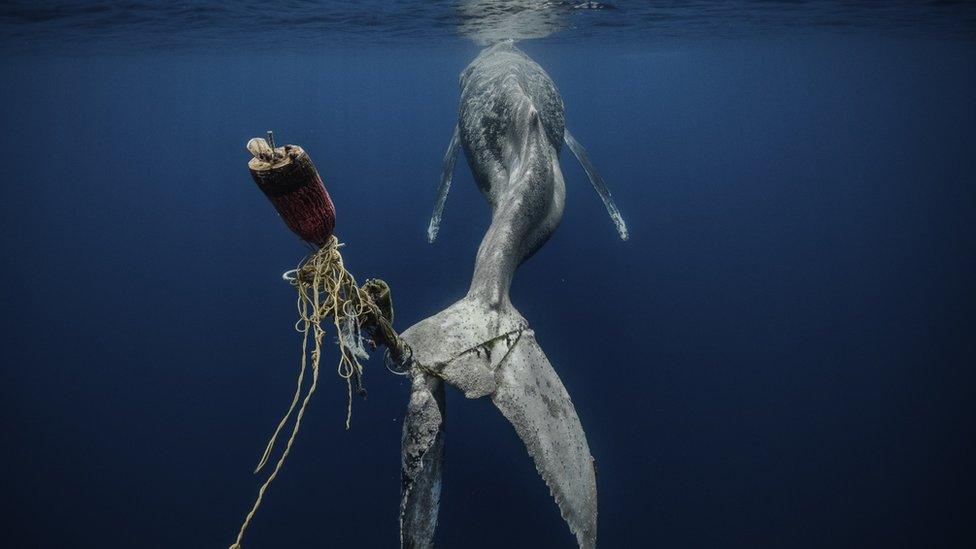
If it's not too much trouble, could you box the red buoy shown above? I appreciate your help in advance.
[248,135,335,247]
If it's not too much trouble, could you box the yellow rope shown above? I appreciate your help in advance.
[230,235,375,549]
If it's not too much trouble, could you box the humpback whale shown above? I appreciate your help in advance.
[399,41,627,549]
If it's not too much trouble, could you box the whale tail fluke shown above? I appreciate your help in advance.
[488,321,599,549]
[400,370,445,549]
[399,296,598,548]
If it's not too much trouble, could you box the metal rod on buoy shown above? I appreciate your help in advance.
[266,130,275,149]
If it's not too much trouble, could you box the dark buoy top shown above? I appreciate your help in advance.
[247,132,336,247]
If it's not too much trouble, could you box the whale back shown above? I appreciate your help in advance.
[458,42,565,203]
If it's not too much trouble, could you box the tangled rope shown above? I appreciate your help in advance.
[229,235,387,549]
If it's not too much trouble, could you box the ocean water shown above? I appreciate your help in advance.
[1,2,974,548]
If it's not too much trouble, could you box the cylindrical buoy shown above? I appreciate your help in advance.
[247,133,335,246]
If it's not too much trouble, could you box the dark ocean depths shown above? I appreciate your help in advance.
[1,1,974,548]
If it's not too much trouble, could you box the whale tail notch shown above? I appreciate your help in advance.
[399,296,598,548]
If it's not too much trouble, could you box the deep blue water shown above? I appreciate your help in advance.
[1,2,975,548]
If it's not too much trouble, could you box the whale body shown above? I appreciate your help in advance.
[399,42,626,549]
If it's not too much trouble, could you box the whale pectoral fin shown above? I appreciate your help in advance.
[400,370,446,549]
[564,129,629,241]
[427,123,462,243]
[490,329,598,549]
